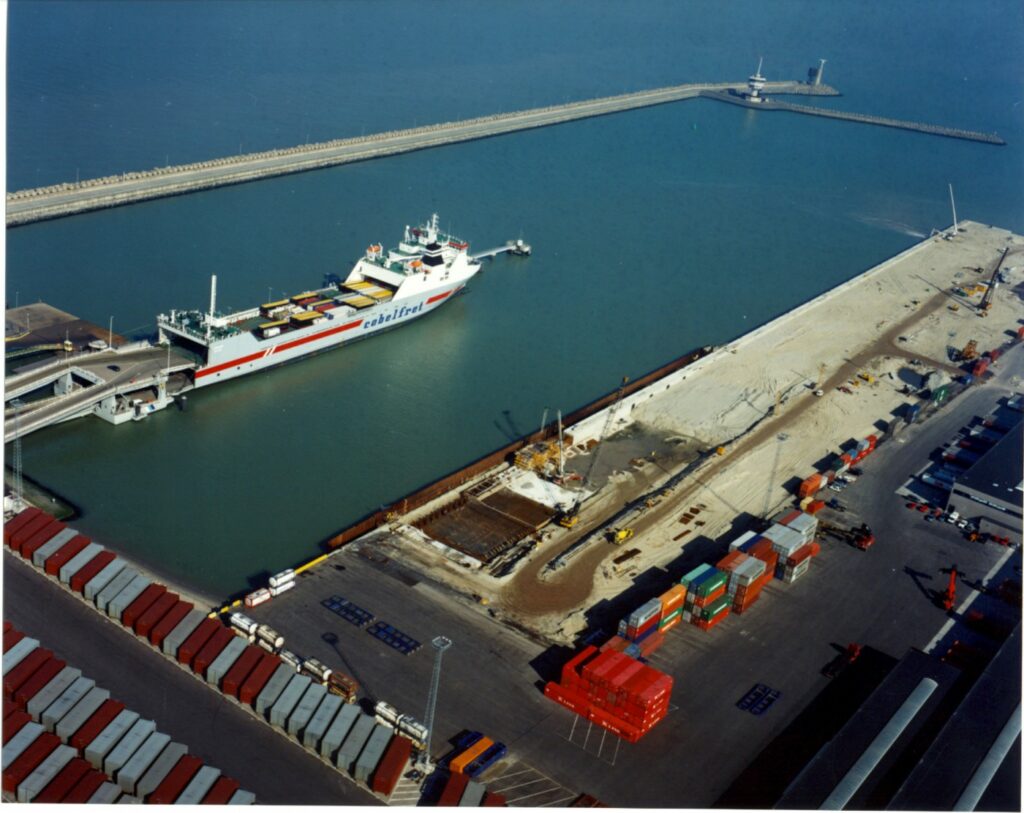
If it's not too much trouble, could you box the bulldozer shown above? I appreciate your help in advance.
[956,339,978,362]
[607,527,635,545]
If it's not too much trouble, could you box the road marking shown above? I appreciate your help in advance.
[492,777,547,793]
[924,544,1017,653]
[538,793,580,807]
[508,787,567,804]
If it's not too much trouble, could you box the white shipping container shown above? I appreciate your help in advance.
[728,530,758,551]
[244,589,272,608]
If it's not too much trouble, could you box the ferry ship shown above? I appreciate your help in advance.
[157,214,481,388]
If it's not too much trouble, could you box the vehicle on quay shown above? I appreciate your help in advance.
[158,214,482,387]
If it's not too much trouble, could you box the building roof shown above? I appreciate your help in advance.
[955,419,1023,511]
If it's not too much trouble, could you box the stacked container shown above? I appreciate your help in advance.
[545,646,673,743]
[798,473,824,499]
[716,551,770,614]
[622,599,661,643]
[680,565,730,630]
[773,511,818,544]
[656,585,686,634]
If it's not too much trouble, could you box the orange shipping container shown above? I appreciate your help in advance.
[658,585,686,617]
[715,551,747,573]
[798,474,823,498]
[450,736,493,774]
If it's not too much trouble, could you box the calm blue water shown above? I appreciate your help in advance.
[7,1,1024,596]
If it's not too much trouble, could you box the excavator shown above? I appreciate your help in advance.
[606,527,635,545]
[556,376,630,529]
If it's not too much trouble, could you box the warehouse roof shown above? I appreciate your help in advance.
[955,420,1023,510]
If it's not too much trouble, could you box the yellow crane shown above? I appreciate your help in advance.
[978,247,1009,317]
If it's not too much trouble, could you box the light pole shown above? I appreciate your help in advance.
[419,636,452,770]
[108,317,113,349]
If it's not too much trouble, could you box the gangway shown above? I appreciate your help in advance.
[470,239,531,261]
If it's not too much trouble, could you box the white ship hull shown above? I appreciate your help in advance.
[192,282,465,387]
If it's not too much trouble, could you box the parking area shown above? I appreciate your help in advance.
[483,761,578,807]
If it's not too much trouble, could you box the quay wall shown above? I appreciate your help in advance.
[7,80,835,227]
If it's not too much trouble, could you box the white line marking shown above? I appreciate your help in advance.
[538,794,579,807]
[507,788,566,804]
[492,768,532,781]
[924,545,1017,653]
[492,777,548,793]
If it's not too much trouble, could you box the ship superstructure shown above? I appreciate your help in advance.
[157,214,481,387]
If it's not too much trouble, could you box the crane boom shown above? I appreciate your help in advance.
[978,247,1009,315]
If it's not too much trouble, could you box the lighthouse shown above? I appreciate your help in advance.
[746,58,767,103]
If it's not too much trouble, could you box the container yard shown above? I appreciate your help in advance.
[5,220,1023,807]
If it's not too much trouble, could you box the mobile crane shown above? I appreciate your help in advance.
[556,376,630,529]
[977,247,1009,317]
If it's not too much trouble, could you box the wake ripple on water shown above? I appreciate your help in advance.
[851,214,927,239]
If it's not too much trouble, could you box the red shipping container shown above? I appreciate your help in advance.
[3,648,54,698]
[221,645,264,697]
[192,626,234,677]
[33,756,91,803]
[608,659,645,689]
[371,734,413,795]
[560,645,599,685]
[201,775,241,804]
[121,583,168,630]
[599,636,629,653]
[437,771,470,806]
[20,523,68,561]
[3,622,10,634]
[69,551,117,594]
[60,769,107,804]
[7,514,54,550]
[2,731,60,791]
[177,618,220,667]
[134,591,179,638]
[149,600,194,647]
[544,682,592,716]
[581,651,626,684]
[69,699,125,750]
[787,544,815,567]
[3,710,32,744]
[585,703,645,743]
[638,632,665,658]
[4,696,20,719]
[43,536,90,576]
[12,519,62,556]
[806,500,826,515]
[3,627,26,653]
[238,652,283,706]
[4,507,43,543]
[716,550,746,572]
[13,657,66,706]
[483,791,508,806]
[146,754,203,804]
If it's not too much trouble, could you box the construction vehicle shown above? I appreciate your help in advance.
[556,376,630,529]
[819,521,874,550]
[955,339,978,362]
[857,371,875,384]
[607,527,635,545]
[978,247,1009,317]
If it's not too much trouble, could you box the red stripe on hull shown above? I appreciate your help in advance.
[426,290,453,305]
[195,318,363,379]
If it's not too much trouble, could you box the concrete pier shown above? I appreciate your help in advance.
[701,91,1006,145]
[6,79,835,227]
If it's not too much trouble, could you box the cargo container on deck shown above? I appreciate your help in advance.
[33,757,92,803]
[115,730,170,794]
[4,648,55,698]
[160,608,205,657]
[133,590,179,638]
[60,767,108,803]
[192,627,235,678]
[120,583,168,629]
[239,653,284,706]
[371,734,412,795]
[176,764,222,804]
[43,536,90,577]
[69,551,117,594]
[221,645,264,698]
[229,788,257,804]
[319,702,360,760]
[176,617,221,666]
[54,686,110,743]
[15,742,76,801]
[69,699,125,750]
[335,714,376,772]
[105,574,153,621]
[83,709,139,769]
[201,775,241,804]
[3,730,61,791]
[287,683,327,737]
[135,741,188,799]
[39,675,95,730]
[354,723,393,783]
[13,659,68,708]
[148,600,194,648]
[206,637,248,688]
[94,567,140,614]
[146,753,203,804]
[302,693,343,750]
[254,664,296,717]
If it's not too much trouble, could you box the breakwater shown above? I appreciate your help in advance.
[702,91,1006,145]
[6,80,836,227]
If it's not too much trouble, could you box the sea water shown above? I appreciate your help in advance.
[6,0,1023,596]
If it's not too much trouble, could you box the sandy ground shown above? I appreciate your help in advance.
[495,221,1024,639]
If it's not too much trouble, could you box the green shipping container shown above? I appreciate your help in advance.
[694,570,728,598]
[699,594,731,621]
[658,607,683,628]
